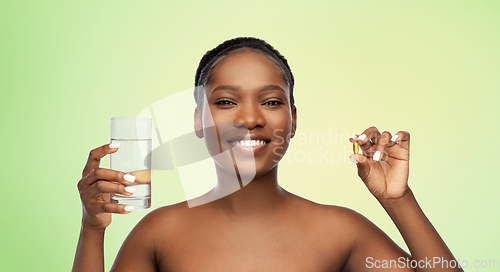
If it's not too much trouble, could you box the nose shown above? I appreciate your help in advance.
[233,101,266,130]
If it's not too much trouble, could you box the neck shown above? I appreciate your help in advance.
[210,164,287,216]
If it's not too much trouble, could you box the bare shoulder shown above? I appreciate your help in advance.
[284,191,382,238]
[285,191,369,220]
[134,201,195,235]
[284,191,410,270]
[277,191,396,267]
[141,201,190,222]
[111,202,193,271]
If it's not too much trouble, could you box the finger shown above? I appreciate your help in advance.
[355,126,381,155]
[83,180,136,200]
[82,143,120,178]
[348,134,368,144]
[349,134,374,156]
[80,167,136,189]
[349,154,371,181]
[362,126,381,145]
[390,131,410,151]
[348,134,359,143]
[373,131,392,162]
[86,202,135,215]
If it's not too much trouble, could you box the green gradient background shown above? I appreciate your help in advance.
[1,0,499,271]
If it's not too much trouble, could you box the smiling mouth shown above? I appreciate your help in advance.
[229,140,270,147]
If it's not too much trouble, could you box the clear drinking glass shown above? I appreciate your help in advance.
[110,117,153,210]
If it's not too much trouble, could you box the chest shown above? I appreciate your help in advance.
[155,222,346,272]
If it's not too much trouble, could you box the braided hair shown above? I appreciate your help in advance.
[194,37,295,109]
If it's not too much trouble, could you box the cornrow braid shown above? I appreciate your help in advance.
[194,37,295,109]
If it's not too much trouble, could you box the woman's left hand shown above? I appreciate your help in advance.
[349,126,410,199]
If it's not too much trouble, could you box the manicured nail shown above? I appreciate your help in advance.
[350,157,358,164]
[124,187,136,194]
[109,143,120,149]
[124,206,134,212]
[349,134,357,140]
[391,135,399,142]
[373,150,381,161]
[358,134,367,141]
[124,174,136,182]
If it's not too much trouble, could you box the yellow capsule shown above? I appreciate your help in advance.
[353,142,359,154]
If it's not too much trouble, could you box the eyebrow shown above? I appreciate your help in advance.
[211,84,285,94]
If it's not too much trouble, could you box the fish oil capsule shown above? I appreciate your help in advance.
[353,142,359,154]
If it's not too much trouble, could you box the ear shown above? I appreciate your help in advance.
[290,106,297,138]
[194,106,204,138]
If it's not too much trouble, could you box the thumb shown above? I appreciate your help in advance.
[350,154,371,180]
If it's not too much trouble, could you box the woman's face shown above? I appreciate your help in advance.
[195,48,296,179]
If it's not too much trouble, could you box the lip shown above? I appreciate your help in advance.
[229,140,269,155]
[227,133,271,142]
[226,134,271,155]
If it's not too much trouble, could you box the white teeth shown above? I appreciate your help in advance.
[231,140,268,147]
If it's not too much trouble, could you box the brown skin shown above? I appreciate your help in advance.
[73,49,463,272]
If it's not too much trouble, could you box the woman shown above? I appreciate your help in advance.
[73,37,463,271]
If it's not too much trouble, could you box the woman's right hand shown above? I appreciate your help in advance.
[77,143,137,231]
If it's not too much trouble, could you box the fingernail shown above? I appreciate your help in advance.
[373,150,381,161]
[350,157,358,164]
[124,206,134,212]
[358,134,367,141]
[349,134,357,140]
[124,174,136,182]
[391,135,399,142]
[124,187,136,194]
[109,143,120,149]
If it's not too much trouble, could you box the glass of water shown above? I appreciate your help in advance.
[110,116,153,210]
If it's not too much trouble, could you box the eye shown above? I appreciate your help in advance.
[215,99,236,106]
[263,100,284,106]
